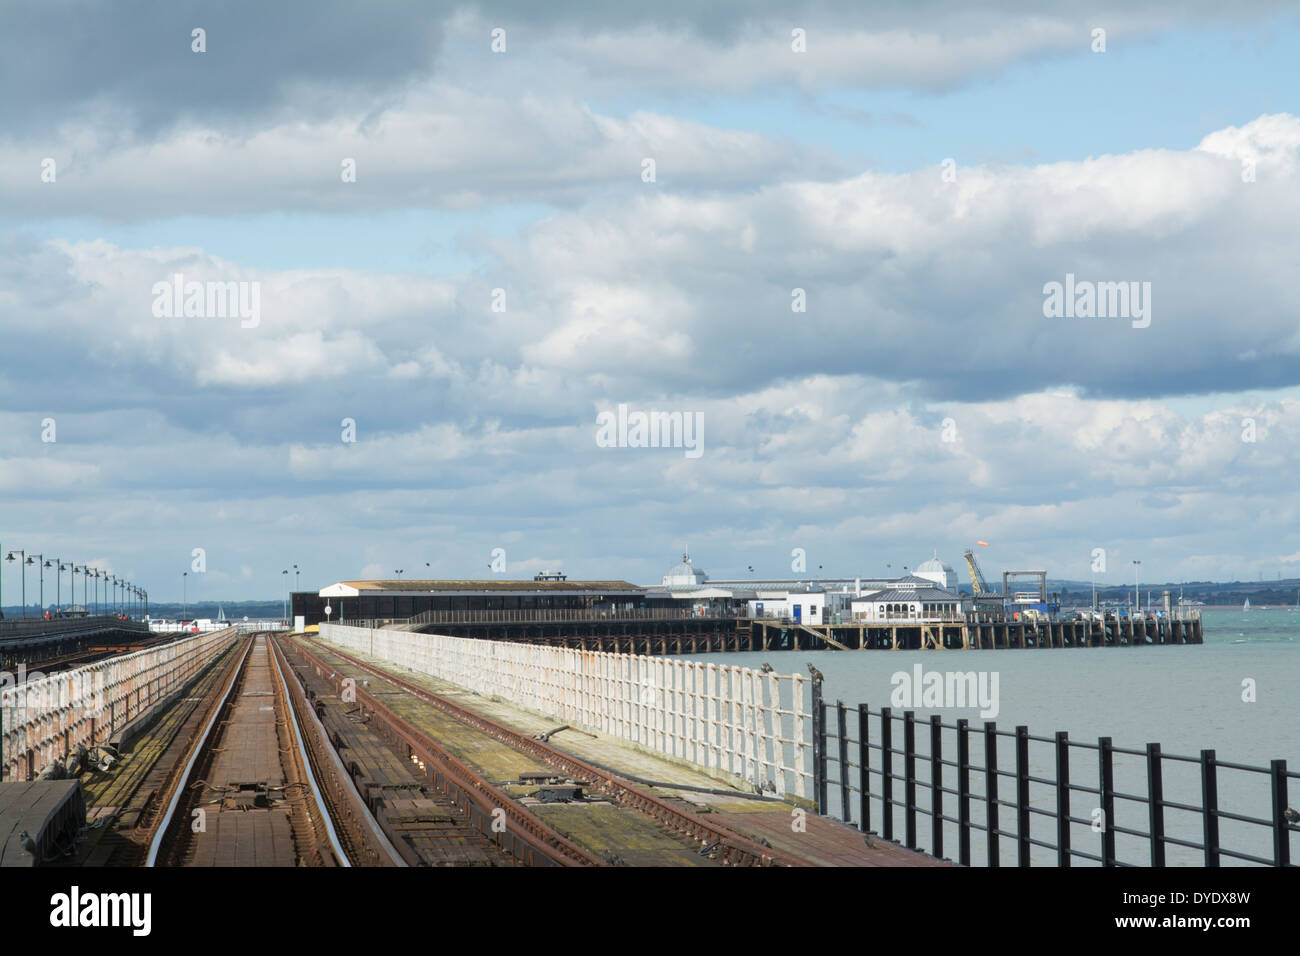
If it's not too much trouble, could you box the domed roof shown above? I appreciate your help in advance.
[916,557,955,573]
[663,553,708,587]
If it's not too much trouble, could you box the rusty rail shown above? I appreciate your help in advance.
[286,638,605,867]
[296,636,800,867]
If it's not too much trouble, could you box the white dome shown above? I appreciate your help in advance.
[914,556,957,590]
[663,553,708,587]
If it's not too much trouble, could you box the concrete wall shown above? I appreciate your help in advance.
[2,627,238,781]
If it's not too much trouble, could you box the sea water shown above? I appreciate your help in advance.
[674,608,1299,866]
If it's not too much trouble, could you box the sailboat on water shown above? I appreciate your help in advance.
[1243,597,1251,612]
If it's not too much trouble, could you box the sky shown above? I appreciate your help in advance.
[1,1,1299,603]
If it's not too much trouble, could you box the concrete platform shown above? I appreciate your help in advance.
[0,779,86,866]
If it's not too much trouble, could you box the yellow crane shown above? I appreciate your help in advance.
[963,550,991,596]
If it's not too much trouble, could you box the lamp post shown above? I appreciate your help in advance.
[282,569,289,621]
[1133,560,1141,614]
[29,555,45,617]
[182,571,188,619]
[294,564,299,593]
[4,550,24,617]
[53,559,65,614]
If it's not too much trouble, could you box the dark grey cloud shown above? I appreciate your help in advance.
[4,0,1293,139]
[1,0,443,136]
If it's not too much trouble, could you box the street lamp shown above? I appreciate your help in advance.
[282,569,289,620]
[293,563,299,593]
[1133,560,1141,614]
[5,550,25,617]
[182,571,189,619]
[53,559,67,614]
[29,555,45,617]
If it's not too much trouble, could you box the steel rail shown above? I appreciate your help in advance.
[295,637,799,867]
[146,637,253,867]
[267,636,351,866]
[286,639,605,867]
[270,636,407,867]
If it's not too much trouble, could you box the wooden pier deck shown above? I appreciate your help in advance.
[399,611,1202,655]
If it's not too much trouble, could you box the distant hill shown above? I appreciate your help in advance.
[1,599,285,620]
[958,578,1300,607]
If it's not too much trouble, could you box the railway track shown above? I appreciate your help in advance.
[287,635,802,867]
[147,634,359,867]
[276,640,533,866]
[74,636,249,865]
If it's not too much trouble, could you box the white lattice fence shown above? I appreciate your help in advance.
[318,623,813,800]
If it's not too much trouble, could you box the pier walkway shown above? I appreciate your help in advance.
[349,608,1203,655]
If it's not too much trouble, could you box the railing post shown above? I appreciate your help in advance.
[1270,759,1290,867]
[985,721,999,867]
[1055,731,1071,866]
[1146,742,1165,866]
[1099,737,1116,866]
[811,678,826,814]
[837,701,850,823]
[880,707,894,842]
[957,718,970,866]
[1015,725,1030,866]
[1200,748,1219,867]
[858,704,870,834]
[930,714,943,859]
[904,711,917,850]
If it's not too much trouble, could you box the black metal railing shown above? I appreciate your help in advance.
[0,615,149,644]
[811,693,1297,867]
